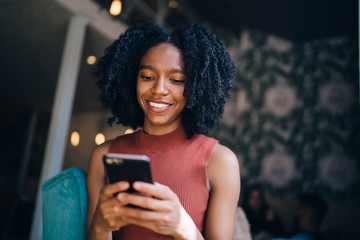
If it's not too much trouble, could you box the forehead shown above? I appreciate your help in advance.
[250,190,261,196]
[140,43,184,70]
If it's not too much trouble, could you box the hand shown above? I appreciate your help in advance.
[92,181,131,233]
[114,182,198,239]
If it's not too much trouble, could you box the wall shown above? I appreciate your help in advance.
[209,28,359,237]
[63,110,130,171]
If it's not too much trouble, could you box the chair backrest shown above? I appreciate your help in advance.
[272,233,313,240]
[42,167,88,240]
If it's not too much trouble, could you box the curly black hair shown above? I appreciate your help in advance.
[94,23,235,138]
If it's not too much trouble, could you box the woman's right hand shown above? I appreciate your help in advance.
[91,181,131,233]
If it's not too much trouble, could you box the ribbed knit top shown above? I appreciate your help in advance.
[108,126,218,239]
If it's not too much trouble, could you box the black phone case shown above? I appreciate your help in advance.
[103,153,153,193]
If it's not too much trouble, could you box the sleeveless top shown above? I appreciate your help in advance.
[108,126,218,239]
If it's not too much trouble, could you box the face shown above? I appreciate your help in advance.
[137,43,186,135]
[248,189,262,211]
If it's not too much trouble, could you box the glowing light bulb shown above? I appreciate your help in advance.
[95,133,105,145]
[86,56,96,65]
[71,131,80,147]
[125,129,134,134]
[110,0,122,16]
[168,1,178,8]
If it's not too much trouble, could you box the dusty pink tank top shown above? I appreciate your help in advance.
[108,126,218,239]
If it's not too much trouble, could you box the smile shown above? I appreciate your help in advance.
[146,101,172,113]
[149,101,170,108]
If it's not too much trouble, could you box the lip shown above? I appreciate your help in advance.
[146,100,173,113]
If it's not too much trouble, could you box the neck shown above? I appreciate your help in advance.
[143,122,182,136]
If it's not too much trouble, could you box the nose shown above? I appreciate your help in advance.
[152,77,169,95]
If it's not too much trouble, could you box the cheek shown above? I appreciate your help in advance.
[136,81,144,106]
[176,87,186,102]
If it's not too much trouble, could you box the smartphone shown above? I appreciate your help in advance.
[103,153,153,193]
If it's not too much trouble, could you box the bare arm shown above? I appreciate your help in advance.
[86,142,110,240]
[86,142,130,240]
[204,144,241,240]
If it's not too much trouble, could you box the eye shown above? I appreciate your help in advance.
[140,75,154,80]
[170,79,185,84]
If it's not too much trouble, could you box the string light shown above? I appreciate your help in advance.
[168,1,178,8]
[125,129,134,134]
[110,0,122,16]
[70,131,80,147]
[95,133,105,145]
[86,56,96,65]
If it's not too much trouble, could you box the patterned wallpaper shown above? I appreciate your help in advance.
[210,29,360,201]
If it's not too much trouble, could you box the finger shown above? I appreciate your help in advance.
[122,216,157,229]
[100,181,130,200]
[99,197,125,216]
[122,215,171,235]
[132,182,175,200]
[118,204,163,221]
[116,192,169,211]
[102,214,130,231]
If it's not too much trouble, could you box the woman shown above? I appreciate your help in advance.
[241,184,283,239]
[86,23,240,240]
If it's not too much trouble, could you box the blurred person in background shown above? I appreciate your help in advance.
[241,184,283,240]
[287,193,329,240]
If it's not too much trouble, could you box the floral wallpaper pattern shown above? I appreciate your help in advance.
[210,29,359,201]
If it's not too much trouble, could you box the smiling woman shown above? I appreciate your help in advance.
[137,43,187,135]
[87,23,240,240]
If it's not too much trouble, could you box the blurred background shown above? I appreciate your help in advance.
[0,0,358,239]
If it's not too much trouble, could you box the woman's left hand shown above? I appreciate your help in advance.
[115,182,202,240]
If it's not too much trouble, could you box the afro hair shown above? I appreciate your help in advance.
[94,23,236,138]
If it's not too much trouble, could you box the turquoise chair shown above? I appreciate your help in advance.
[42,167,88,240]
[272,233,313,240]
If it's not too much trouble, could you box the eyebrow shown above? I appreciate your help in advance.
[138,65,185,74]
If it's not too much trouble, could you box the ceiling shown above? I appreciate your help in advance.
[93,0,358,41]
[187,0,358,41]
[0,0,113,113]
[0,0,357,116]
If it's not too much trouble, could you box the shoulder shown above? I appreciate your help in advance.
[207,143,240,189]
[88,140,113,173]
[191,133,219,149]
[91,140,112,159]
[209,143,239,170]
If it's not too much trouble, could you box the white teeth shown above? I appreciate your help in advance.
[149,102,169,108]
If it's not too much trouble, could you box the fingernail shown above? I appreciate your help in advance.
[117,193,124,200]
[133,182,141,188]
